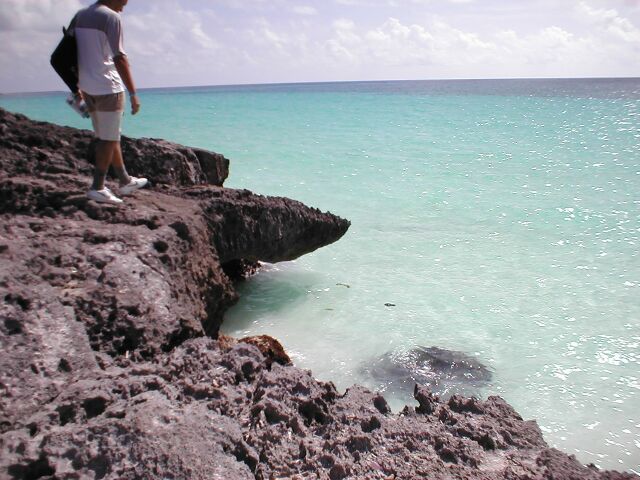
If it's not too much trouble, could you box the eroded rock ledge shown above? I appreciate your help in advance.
[0,108,635,479]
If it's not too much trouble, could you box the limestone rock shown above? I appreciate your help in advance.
[0,108,635,480]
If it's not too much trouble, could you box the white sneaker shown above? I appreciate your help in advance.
[87,188,123,204]
[119,177,148,196]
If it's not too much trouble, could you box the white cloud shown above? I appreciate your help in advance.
[577,1,640,42]
[334,0,376,5]
[1,0,639,92]
[407,0,475,3]
[333,0,397,6]
[0,0,83,92]
[119,2,228,87]
[319,13,637,79]
[327,17,498,68]
[292,5,318,16]
[0,0,82,31]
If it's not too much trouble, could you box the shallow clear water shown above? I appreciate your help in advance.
[2,78,639,472]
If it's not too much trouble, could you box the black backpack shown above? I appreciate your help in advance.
[50,17,79,94]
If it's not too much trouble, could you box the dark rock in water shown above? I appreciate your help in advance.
[1,108,636,480]
[222,258,261,281]
[361,346,492,400]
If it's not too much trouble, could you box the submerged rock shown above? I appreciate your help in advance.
[361,346,493,400]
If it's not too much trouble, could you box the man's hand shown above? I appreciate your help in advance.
[113,55,140,115]
[131,94,140,115]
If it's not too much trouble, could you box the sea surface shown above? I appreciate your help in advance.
[2,78,639,472]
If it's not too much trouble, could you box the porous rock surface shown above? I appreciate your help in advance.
[0,108,636,479]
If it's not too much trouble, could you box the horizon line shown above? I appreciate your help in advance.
[2,74,639,96]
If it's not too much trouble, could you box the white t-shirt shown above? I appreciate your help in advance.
[74,2,126,96]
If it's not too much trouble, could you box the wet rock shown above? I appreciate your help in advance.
[361,346,493,400]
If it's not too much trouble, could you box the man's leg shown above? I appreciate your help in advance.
[110,141,132,187]
[113,139,149,195]
[90,140,118,191]
[87,91,125,193]
[86,91,147,200]
[87,139,123,204]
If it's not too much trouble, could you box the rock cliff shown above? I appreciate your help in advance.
[0,108,636,480]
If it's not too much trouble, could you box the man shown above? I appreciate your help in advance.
[74,0,147,204]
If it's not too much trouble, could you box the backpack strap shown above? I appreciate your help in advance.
[64,14,77,37]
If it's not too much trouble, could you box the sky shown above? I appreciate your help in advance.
[0,0,639,93]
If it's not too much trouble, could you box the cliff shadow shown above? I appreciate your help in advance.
[222,263,324,332]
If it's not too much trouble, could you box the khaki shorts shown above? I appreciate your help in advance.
[83,92,125,141]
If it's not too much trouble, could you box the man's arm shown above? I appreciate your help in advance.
[114,54,140,115]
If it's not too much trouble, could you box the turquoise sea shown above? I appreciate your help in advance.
[2,78,639,472]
